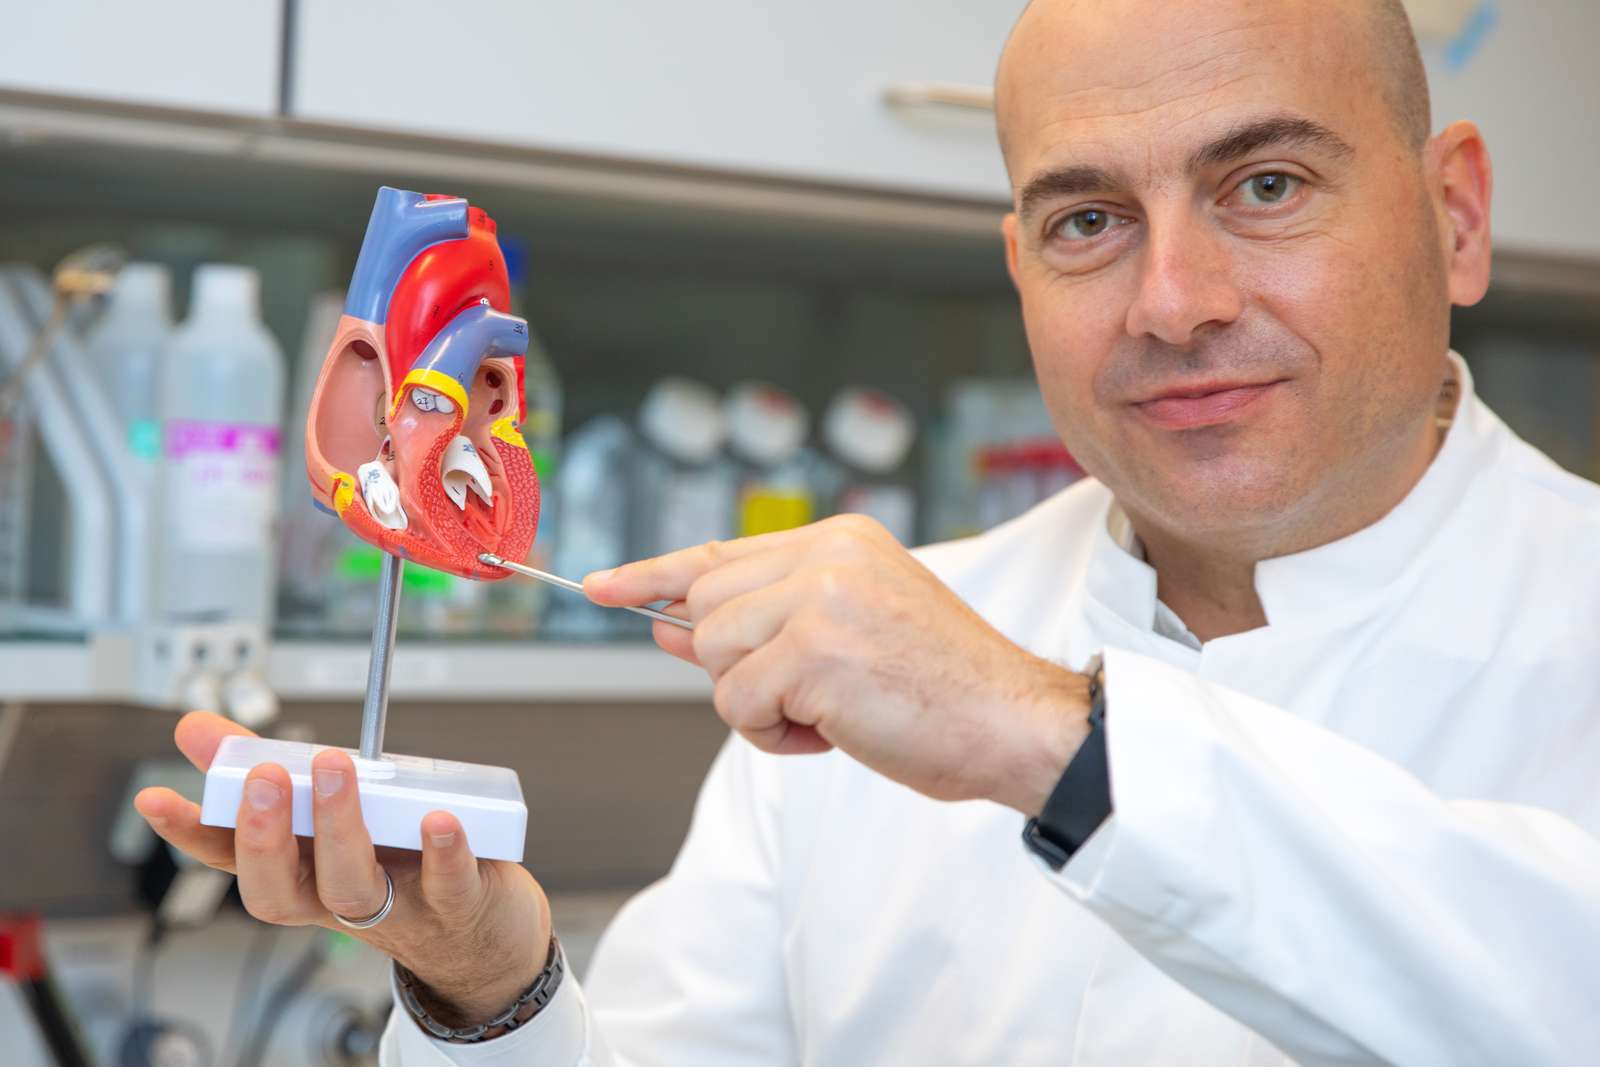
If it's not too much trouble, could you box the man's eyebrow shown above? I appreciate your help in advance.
[1015,117,1352,220]
[1187,115,1354,173]
[1017,165,1121,221]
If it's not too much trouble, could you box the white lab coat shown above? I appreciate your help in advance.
[383,356,1600,1066]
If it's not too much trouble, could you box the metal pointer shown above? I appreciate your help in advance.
[478,553,695,630]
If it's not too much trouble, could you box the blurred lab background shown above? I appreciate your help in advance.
[0,1,1595,1064]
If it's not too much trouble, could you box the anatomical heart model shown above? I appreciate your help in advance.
[198,188,533,863]
[306,187,539,576]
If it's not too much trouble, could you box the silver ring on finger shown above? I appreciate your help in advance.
[334,868,395,930]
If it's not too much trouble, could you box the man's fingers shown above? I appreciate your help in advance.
[583,541,728,607]
[309,749,389,921]
[652,604,699,664]
[419,811,484,919]
[585,525,814,607]
[173,710,256,773]
[711,632,832,755]
[693,578,806,679]
[135,786,238,873]
[233,763,321,924]
[682,544,805,623]
[766,722,832,756]
[588,515,893,609]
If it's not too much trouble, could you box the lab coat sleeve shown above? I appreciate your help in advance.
[380,733,792,1066]
[1046,646,1600,1066]
[379,954,595,1066]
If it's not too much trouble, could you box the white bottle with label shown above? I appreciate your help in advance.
[545,415,633,639]
[84,263,174,623]
[725,382,816,538]
[631,378,735,559]
[156,264,286,625]
[86,263,173,454]
[822,387,918,545]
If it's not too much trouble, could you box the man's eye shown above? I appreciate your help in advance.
[1237,173,1301,206]
[1053,209,1124,242]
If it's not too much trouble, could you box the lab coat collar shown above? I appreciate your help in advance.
[1086,352,1496,640]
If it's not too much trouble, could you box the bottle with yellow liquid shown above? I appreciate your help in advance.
[726,382,818,538]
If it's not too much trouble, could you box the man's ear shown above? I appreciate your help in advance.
[1001,213,1023,290]
[1426,120,1493,308]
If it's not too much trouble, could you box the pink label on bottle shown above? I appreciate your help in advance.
[165,421,281,459]
[165,421,282,551]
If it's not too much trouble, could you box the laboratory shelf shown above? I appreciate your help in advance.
[0,636,711,705]
[0,638,123,702]
[267,639,711,703]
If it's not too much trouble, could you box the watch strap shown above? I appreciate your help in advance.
[396,934,564,1044]
[1022,658,1111,871]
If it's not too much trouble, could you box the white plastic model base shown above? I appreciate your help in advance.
[200,735,527,863]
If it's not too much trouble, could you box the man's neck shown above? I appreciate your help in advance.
[1141,535,1268,643]
[1128,383,1456,644]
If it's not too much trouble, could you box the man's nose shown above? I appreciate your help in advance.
[1123,214,1243,346]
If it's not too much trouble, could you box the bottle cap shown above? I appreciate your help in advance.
[189,263,260,320]
[108,262,173,321]
[822,387,914,473]
[725,382,808,467]
[639,377,726,464]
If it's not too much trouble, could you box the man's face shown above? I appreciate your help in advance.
[1000,0,1460,547]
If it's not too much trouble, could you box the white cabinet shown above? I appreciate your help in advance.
[1420,2,1600,258]
[0,0,282,117]
[291,0,1023,202]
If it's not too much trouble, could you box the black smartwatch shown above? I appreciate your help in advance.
[1021,656,1111,871]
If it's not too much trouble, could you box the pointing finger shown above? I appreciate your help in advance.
[585,525,818,608]
[682,543,805,623]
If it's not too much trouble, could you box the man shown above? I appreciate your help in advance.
[136,0,1600,1062]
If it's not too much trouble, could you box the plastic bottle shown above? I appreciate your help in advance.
[822,387,918,545]
[631,378,735,559]
[725,382,815,538]
[83,263,174,623]
[545,416,635,639]
[520,328,563,540]
[85,263,174,459]
[155,264,286,625]
[0,394,30,626]
[275,291,348,634]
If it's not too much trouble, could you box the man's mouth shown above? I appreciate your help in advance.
[1132,379,1288,430]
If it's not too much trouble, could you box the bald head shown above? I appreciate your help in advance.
[1367,0,1433,148]
[996,0,1432,168]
